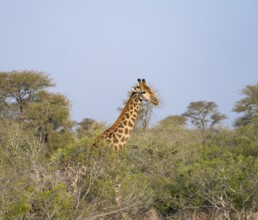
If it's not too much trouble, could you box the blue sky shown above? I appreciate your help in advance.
[1,0,258,127]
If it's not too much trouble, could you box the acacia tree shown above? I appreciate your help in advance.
[136,101,154,129]
[183,101,226,130]
[233,83,258,128]
[0,71,54,114]
[0,71,73,150]
[22,91,74,149]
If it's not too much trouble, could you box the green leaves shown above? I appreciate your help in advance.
[0,72,257,219]
[233,83,258,128]
[183,101,227,130]
[0,71,74,152]
[0,70,54,114]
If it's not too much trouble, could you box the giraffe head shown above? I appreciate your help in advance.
[132,79,159,105]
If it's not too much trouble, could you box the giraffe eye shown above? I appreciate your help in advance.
[141,91,146,94]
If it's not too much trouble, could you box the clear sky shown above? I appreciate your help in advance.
[1,0,258,127]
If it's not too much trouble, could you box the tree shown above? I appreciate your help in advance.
[0,70,54,115]
[136,101,154,129]
[233,83,258,128]
[0,122,74,219]
[183,101,227,130]
[76,118,105,138]
[22,91,74,150]
[0,71,73,151]
[157,115,186,129]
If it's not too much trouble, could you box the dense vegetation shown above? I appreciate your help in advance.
[0,71,257,219]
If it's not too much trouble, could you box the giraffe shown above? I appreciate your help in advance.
[93,78,159,150]
[92,78,158,218]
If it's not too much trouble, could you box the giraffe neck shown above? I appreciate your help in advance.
[96,92,141,150]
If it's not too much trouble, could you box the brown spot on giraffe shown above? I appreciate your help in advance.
[128,121,133,127]
[125,128,129,135]
[113,135,119,144]
[118,129,123,134]
[118,123,123,128]
[121,136,126,142]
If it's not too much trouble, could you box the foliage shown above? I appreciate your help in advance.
[156,115,187,129]
[1,72,257,219]
[50,138,154,219]
[183,101,227,130]
[21,91,74,151]
[0,71,74,152]
[233,83,258,128]
[0,122,73,219]
[76,117,105,139]
[0,70,54,115]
